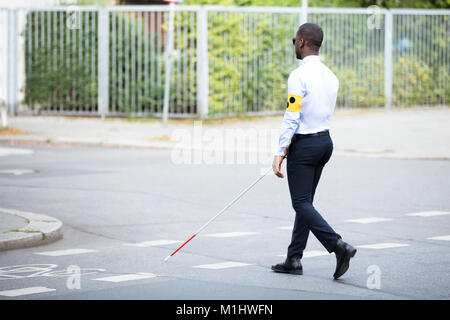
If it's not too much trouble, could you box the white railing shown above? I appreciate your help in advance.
[1,5,449,118]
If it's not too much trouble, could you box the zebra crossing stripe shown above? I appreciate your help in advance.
[193,262,252,269]
[0,148,34,157]
[276,226,292,230]
[203,232,260,238]
[346,217,392,224]
[427,235,450,241]
[0,287,55,297]
[34,249,98,256]
[356,243,410,249]
[92,273,157,283]
[405,211,450,217]
[124,240,181,247]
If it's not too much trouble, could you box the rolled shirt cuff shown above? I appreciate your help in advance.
[274,147,286,157]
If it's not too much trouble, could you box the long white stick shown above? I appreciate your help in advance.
[164,166,273,262]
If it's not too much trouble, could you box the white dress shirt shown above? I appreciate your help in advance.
[275,55,339,156]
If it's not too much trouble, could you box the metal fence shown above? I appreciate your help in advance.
[1,5,449,118]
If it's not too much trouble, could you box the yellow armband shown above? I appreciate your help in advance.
[286,94,302,112]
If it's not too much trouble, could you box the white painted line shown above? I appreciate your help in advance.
[193,262,252,269]
[124,240,181,247]
[356,243,410,250]
[405,211,450,217]
[203,232,260,238]
[277,250,329,258]
[346,217,393,224]
[427,235,450,241]
[34,248,98,256]
[0,286,55,297]
[92,273,157,283]
[0,169,36,175]
[276,226,292,230]
[0,148,34,157]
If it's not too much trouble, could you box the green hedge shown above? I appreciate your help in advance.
[24,11,99,112]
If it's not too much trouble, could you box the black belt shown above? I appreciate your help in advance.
[292,131,329,141]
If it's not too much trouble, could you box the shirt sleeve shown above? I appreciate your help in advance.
[274,70,306,156]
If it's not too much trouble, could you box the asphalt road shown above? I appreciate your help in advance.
[0,143,449,300]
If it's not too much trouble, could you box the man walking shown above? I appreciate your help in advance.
[271,23,356,280]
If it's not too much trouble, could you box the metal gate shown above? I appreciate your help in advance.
[1,5,448,118]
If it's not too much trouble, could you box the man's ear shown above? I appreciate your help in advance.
[299,38,305,49]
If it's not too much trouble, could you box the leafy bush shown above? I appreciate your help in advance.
[24,11,99,112]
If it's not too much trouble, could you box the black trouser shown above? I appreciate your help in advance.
[286,133,341,259]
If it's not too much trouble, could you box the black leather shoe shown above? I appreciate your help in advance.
[271,255,303,275]
[333,239,357,279]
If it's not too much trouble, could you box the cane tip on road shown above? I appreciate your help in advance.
[164,255,171,262]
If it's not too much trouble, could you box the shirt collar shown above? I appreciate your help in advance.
[300,55,321,64]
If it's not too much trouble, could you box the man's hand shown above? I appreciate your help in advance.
[272,155,285,178]
[273,144,289,178]
[273,146,289,178]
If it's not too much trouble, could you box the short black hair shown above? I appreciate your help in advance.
[297,23,323,51]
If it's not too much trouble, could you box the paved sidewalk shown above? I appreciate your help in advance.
[0,208,63,251]
[1,107,449,160]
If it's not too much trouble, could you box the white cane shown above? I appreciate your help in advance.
[163,160,282,262]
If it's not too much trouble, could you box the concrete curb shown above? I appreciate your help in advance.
[0,208,63,251]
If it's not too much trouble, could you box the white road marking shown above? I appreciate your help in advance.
[276,226,292,230]
[0,169,36,175]
[346,217,393,224]
[405,211,450,217]
[356,243,410,249]
[277,250,329,258]
[203,232,260,238]
[34,248,98,256]
[124,240,181,247]
[0,148,34,157]
[0,286,55,297]
[193,262,252,269]
[92,273,157,283]
[427,235,450,241]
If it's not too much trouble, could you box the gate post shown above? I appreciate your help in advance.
[196,6,209,118]
[7,8,18,116]
[98,8,109,119]
[384,10,393,109]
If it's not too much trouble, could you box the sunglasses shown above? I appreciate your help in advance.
[292,37,296,45]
